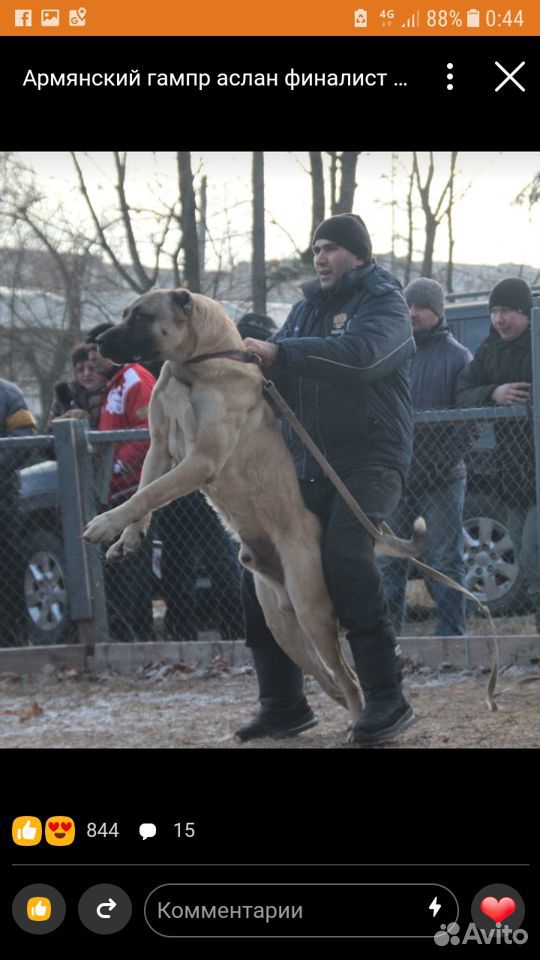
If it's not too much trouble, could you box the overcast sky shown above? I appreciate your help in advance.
[22,151,540,270]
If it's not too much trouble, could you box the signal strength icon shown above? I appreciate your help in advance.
[401,9,420,27]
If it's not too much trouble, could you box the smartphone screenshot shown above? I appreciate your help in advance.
[1,1,538,950]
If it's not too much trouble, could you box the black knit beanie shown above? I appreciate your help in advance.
[313,214,372,261]
[489,278,532,317]
[236,313,278,342]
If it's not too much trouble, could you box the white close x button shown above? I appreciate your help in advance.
[494,60,526,92]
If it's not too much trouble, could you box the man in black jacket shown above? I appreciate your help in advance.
[456,277,536,618]
[237,213,416,745]
[380,278,474,637]
[0,378,36,644]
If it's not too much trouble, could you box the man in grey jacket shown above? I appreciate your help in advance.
[238,213,417,745]
[380,279,474,637]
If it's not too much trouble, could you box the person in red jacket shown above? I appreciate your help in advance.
[85,323,157,642]
[86,323,156,503]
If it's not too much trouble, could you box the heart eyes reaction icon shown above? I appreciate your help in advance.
[45,817,75,846]
[480,897,516,923]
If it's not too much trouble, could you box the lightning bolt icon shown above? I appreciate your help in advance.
[429,897,442,917]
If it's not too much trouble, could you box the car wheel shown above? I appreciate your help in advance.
[462,495,530,617]
[22,531,73,644]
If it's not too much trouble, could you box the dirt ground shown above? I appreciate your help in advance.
[0,659,538,749]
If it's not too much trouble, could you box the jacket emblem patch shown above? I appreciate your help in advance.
[331,313,348,334]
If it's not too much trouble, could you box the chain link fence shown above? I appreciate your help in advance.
[0,424,244,647]
[0,366,539,650]
[379,406,538,636]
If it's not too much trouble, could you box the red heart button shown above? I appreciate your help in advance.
[49,821,59,831]
[61,822,72,832]
[480,897,516,923]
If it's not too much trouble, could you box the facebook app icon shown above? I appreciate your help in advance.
[15,10,33,26]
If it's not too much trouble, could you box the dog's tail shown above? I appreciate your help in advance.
[374,516,426,559]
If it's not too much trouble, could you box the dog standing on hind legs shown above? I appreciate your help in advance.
[83,283,423,743]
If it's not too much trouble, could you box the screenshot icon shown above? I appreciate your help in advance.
[41,9,60,27]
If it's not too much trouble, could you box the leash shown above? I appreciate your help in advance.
[262,376,502,711]
[186,349,508,710]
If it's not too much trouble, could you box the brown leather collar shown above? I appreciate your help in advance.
[186,350,262,366]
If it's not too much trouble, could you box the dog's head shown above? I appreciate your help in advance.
[97,289,242,365]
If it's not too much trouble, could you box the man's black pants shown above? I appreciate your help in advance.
[242,464,403,652]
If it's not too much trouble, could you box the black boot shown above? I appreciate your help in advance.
[235,645,317,742]
[349,636,415,745]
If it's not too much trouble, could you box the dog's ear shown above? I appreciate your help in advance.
[171,289,193,316]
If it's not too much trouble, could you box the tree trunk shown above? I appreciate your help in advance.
[177,151,200,292]
[302,151,325,261]
[334,151,360,213]
[329,152,338,213]
[422,213,437,278]
[198,174,207,284]
[446,151,458,292]
[252,152,266,314]
[404,163,415,285]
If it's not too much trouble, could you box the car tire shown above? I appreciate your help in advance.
[462,493,530,617]
[22,530,73,644]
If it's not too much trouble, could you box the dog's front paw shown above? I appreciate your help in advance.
[83,513,122,544]
[106,523,147,561]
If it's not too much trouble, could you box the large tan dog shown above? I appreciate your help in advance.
[84,289,422,729]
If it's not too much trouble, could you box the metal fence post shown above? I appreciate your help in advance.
[530,302,540,613]
[52,418,109,644]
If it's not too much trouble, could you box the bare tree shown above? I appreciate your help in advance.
[412,152,459,278]
[446,152,458,292]
[333,151,361,214]
[177,152,200,292]
[404,163,415,285]
[198,174,208,279]
[301,151,326,261]
[72,152,159,293]
[252,152,266,314]
[0,154,107,421]
[515,170,540,208]
[327,152,361,214]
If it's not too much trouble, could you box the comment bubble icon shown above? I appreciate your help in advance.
[139,823,157,840]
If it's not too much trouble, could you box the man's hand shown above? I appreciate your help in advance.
[491,382,531,405]
[60,409,89,420]
[243,338,279,366]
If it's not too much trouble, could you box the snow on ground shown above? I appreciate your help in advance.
[1,660,538,749]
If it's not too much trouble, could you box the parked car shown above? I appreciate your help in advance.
[17,459,72,644]
[16,459,224,644]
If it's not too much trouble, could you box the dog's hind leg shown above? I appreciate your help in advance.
[254,576,349,709]
[279,550,364,724]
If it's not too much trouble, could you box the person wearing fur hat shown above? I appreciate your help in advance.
[456,277,537,618]
[379,278,476,638]
[237,213,416,745]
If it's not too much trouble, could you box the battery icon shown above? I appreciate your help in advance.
[466,8,480,27]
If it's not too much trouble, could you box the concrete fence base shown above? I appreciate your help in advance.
[0,633,538,677]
